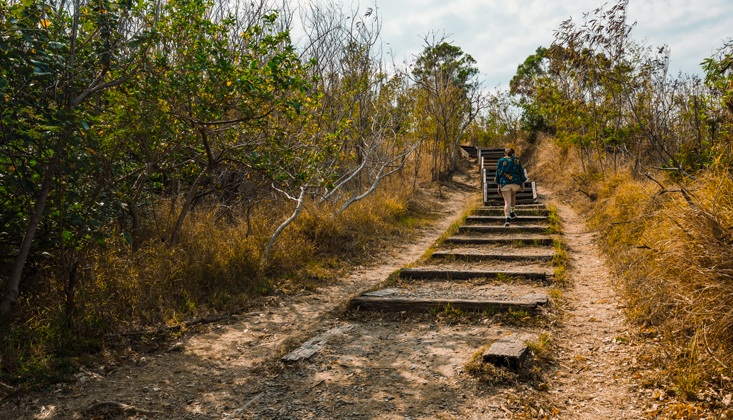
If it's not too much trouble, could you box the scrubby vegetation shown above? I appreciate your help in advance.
[511,0,733,406]
[0,0,493,389]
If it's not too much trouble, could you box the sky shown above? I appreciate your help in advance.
[366,0,732,90]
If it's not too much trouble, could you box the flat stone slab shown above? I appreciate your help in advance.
[362,288,400,297]
[282,324,355,363]
[430,250,556,262]
[459,225,549,234]
[443,236,553,246]
[399,268,550,281]
[483,336,532,369]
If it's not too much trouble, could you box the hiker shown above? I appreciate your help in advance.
[495,148,526,227]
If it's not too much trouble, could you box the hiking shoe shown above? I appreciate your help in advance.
[510,211,517,219]
[504,218,511,227]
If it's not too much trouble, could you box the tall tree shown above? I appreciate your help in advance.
[0,0,157,312]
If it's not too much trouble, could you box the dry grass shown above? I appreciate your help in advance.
[0,176,438,390]
[532,134,733,399]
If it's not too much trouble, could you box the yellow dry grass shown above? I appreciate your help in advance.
[532,134,733,398]
[0,173,438,388]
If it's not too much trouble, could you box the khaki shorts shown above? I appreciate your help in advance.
[500,183,521,192]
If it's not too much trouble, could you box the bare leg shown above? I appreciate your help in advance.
[502,189,513,214]
[511,190,517,208]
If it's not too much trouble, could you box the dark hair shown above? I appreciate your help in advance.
[505,148,515,157]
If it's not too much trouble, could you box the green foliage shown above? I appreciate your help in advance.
[0,0,483,391]
[702,38,733,116]
[413,42,479,89]
[511,1,733,175]
[510,46,548,98]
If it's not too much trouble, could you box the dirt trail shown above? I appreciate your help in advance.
[0,172,479,420]
[1,166,651,420]
[544,194,645,419]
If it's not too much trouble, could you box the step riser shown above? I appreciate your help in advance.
[430,253,555,262]
[483,181,533,187]
[443,238,554,246]
[459,226,549,234]
[473,210,549,216]
[479,205,547,209]
[464,222,545,227]
[483,204,537,209]
[484,193,536,199]
[350,297,543,313]
[466,216,547,223]
[399,269,549,281]
[484,199,537,204]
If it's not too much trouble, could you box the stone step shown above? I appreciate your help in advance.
[399,268,550,281]
[458,225,550,234]
[350,289,548,313]
[483,335,534,369]
[465,216,547,224]
[430,250,556,262]
[443,236,553,246]
[281,324,355,363]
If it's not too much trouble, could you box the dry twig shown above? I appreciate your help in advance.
[85,401,162,415]
[702,325,731,371]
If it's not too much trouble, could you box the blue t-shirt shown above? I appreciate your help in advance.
[495,156,526,186]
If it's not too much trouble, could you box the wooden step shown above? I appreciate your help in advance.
[465,216,547,224]
[473,209,549,216]
[483,180,533,186]
[459,225,549,234]
[350,291,548,313]
[484,192,536,200]
[479,204,546,210]
[484,199,538,205]
[399,268,550,281]
[443,236,553,246]
[430,251,555,262]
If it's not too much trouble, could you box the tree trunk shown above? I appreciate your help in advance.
[260,188,306,267]
[65,260,79,329]
[169,168,209,247]
[1,143,62,313]
[126,200,142,252]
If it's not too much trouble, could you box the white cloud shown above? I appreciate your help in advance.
[372,0,733,89]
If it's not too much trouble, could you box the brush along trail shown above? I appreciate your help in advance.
[0,157,650,419]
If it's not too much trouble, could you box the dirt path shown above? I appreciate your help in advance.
[0,172,480,420]
[544,194,646,419]
[1,168,651,420]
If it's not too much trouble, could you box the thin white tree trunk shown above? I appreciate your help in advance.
[260,187,306,267]
[336,142,419,215]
